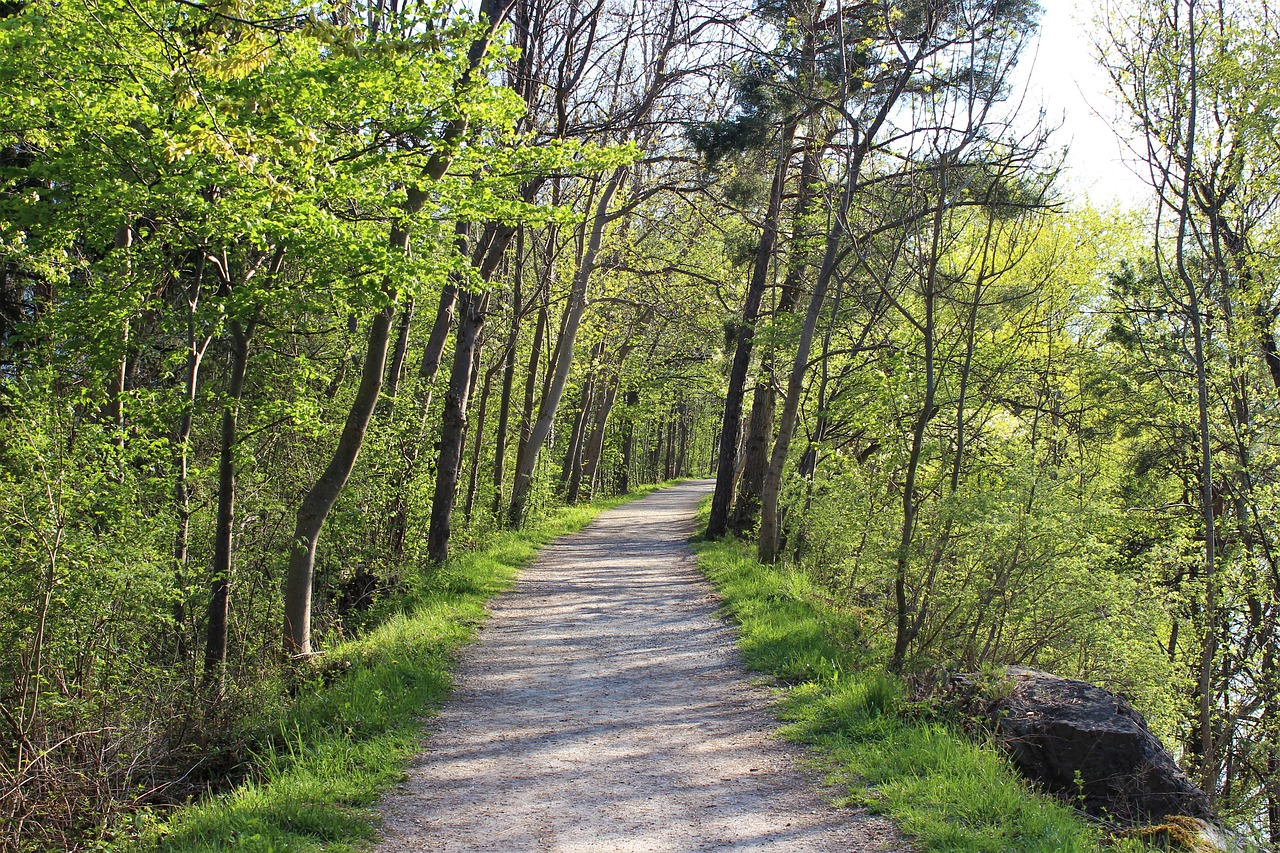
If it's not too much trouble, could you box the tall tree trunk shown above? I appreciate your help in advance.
[562,377,595,503]
[280,22,504,649]
[890,156,948,672]
[670,409,680,481]
[379,296,415,416]
[173,255,213,639]
[730,136,818,534]
[707,121,797,538]
[755,40,921,563]
[514,299,547,492]
[417,282,459,413]
[362,0,512,570]
[284,299,397,656]
[757,158,860,564]
[675,403,689,478]
[579,377,619,497]
[491,238,523,515]
[619,388,638,493]
[428,221,516,561]
[204,317,253,690]
[464,353,497,521]
[428,287,489,563]
[508,167,624,526]
[427,285,481,560]
[385,279,458,560]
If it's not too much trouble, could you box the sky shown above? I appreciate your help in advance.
[1014,0,1152,208]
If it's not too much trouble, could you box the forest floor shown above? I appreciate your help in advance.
[375,480,907,852]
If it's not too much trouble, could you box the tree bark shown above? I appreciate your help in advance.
[619,388,639,493]
[379,296,415,415]
[428,222,515,562]
[579,377,619,497]
[890,156,948,672]
[491,239,524,515]
[562,375,595,503]
[730,137,818,534]
[417,281,460,409]
[204,316,252,689]
[464,351,497,521]
[514,299,547,493]
[757,161,859,564]
[707,121,797,538]
[755,31,926,564]
[508,167,624,526]
[172,253,213,639]
[284,299,396,656]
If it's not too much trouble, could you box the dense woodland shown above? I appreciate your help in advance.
[3,0,1280,848]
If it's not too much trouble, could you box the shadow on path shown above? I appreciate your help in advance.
[377,481,906,852]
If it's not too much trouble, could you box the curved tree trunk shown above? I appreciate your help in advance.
[508,167,623,526]
[284,299,397,656]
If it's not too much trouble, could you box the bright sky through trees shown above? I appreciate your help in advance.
[1017,0,1149,206]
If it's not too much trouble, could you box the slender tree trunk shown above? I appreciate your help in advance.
[890,157,947,671]
[514,299,547,489]
[428,285,490,563]
[173,256,212,639]
[707,121,797,538]
[284,300,397,656]
[619,388,638,493]
[428,220,517,560]
[580,377,619,497]
[380,297,415,415]
[465,355,497,521]
[417,281,459,412]
[650,419,663,483]
[757,163,859,564]
[508,168,624,525]
[670,409,680,481]
[754,37,924,561]
[675,403,689,477]
[731,137,819,534]
[384,279,458,559]
[563,377,595,503]
[1164,0,1218,792]
[491,242,523,515]
[204,317,252,690]
[730,381,774,533]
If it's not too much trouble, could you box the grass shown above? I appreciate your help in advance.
[136,483,676,853]
[691,509,1152,853]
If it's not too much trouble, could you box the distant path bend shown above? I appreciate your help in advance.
[377,479,907,852]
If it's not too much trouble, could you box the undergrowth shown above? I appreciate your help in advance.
[133,483,674,852]
[691,506,1154,853]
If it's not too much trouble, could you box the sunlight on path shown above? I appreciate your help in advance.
[376,481,907,852]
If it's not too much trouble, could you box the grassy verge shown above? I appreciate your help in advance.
[691,509,1147,853]
[139,483,675,853]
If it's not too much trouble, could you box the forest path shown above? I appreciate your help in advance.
[376,480,906,852]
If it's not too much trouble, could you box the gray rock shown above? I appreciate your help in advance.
[957,666,1213,823]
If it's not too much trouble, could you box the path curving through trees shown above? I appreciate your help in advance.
[376,480,907,852]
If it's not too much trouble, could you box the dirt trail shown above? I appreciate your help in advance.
[377,480,906,852]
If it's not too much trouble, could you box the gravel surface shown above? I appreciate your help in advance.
[376,480,908,852]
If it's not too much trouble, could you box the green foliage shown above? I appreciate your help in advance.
[692,517,1136,853]
[138,483,674,852]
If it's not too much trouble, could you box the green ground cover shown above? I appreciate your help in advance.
[690,508,1154,853]
[138,484,672,852]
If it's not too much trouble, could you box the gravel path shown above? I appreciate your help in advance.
[376,480,907,852]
